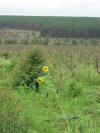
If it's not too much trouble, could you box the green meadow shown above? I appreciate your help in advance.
[0,19,100,133]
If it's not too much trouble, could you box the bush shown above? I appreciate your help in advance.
[55,41,61,45]
[20,40,29,45]
[4,39,17,44]
[64,79,82,98]
[0,38,2,44]
[91,39,98,45]
[0,57,13,79]
[0,51,9,59]
[11,46,45,90]
[31,38,42,44]
[72,39,77,45]
[42,38,49,45]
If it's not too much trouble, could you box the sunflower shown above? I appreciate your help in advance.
[37,77,44,84]
[43,66,48,72]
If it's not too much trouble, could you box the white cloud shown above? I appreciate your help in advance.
[0,0,100,16]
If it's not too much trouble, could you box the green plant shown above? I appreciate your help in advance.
[20,40,29,45]
[0,57,14,79]
[72,39,77,45]
[42,38,49,45]
[0,51,9,59]
[0,38,2,44]
[4,39,17,44]
[0,89,24,133]
[64,79,82,98]
[11,46,45,90]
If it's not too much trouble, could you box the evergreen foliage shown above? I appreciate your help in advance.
[0,16,100,38]
[11,46,45,89]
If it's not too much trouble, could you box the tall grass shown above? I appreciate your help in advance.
[0,44,100,133]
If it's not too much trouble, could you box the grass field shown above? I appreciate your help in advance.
[0,29,100,133]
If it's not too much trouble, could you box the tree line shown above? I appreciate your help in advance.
[0,16,100,38]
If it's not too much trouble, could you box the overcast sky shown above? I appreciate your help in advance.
[0,0,100,17]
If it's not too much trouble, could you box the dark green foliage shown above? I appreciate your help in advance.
[0,38,2,44]
[72,39,77,45]
[1,16,100,38]
[31,38,41,44]
[79,39,84,44]
[67,82,81,98]
[55,41,61,45]
[91,39,98,45]
[20,40,29,45]
[8,57,18,71]
[64,79,82,98]
[4,39,17,44]
[11,47,45,89]
[42,38,49,45]
[0,51,9,59]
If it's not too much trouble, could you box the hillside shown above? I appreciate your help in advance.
[0,16,100,38]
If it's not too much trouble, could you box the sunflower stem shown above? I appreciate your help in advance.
[35,82,39,93]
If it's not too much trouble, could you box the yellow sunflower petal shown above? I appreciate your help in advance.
[36,77,44,84]
[43,66,48,72]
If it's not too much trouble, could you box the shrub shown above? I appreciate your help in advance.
[79,39,84,44]
[55,41,61,45]
[91,39,98,45]
[42,38,49,45]
[0,51,9,59]
[11,46,45,90]
[0,38,2,44]
[0,57,13,79]
[72,39,77,45]
[64,79,82,98]
[20,40,29,45]
[31,38,41,44]
[4,39,17,44]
